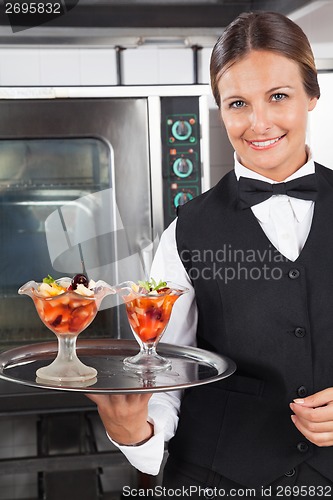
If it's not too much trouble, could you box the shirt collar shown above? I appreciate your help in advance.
[234,147,315,223]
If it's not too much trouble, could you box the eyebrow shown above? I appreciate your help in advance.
[268,85,294,93]
[222,85,295,103]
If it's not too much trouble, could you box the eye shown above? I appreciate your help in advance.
[271,93,287,102]
[229,100,246,109]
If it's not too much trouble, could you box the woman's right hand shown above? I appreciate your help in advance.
[86,392,154,446]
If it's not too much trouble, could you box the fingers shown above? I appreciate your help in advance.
[292,416,333,434]
[290,401,333,421]
[290,412,333,446]
[290,388,333,447]
[84,392,153,425]
[84,393,106,404]
[84,392,152,405]
[293,387,333,408]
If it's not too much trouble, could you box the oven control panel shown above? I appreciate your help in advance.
[161,96,202,227]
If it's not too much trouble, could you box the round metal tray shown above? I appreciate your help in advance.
[0,339,236,393]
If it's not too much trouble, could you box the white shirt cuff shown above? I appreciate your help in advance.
[106,415,165,476]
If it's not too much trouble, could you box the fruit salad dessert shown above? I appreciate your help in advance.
[31,274,99,336]
[19,274,114,383]
[121,279,183,345]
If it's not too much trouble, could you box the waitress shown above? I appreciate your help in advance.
[88,11,333,497]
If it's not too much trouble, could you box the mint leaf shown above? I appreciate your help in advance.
[138,278,167,292]
[43,274,55,284]
[155,280,167,291]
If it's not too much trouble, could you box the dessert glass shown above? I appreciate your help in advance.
[115,281,188,372]
[18,278,113,382]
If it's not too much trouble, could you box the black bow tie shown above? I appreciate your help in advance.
[237,174,318,209]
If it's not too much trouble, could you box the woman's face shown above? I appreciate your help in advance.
[218,50,317,181]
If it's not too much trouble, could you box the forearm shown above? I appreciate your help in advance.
[99,409,154,446]
[86,391,153,445]
[109,391,181,475]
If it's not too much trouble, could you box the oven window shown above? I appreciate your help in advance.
[0,138,114,346]
[0,137,111,188]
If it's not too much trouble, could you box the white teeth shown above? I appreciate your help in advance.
[251,137,280,147]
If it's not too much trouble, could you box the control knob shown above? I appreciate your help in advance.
[174,191,194,208]
[173,157,194,178]
[171,120,192,141]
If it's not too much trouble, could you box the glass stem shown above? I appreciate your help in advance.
[142,344,157,356]
[56,335,78,362]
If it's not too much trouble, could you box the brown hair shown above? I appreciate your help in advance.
[210,11,320,108]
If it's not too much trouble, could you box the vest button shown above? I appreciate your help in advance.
[288,268,300,279]
[285,468,296,477]
[294,327,306,338]
[297,441,309,453]
[297,385,308,398]
[204,488,216,499]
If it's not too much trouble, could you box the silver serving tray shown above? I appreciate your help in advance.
[0,339,236,393]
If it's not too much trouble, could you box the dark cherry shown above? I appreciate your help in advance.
[146,306,163,321]
[71,273,89,290]
[51,315,62,327]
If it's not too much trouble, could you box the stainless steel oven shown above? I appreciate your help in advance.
[0,85,210,410]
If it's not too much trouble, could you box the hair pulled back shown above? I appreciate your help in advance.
[210,11,320,108]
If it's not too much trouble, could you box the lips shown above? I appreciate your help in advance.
[247,135,285,149]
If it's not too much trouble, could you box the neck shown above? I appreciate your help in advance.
[237,150,309,182]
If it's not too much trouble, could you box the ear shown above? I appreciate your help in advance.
[308,96,318,112]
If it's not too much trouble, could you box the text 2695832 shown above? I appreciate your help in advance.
[5,2,61,14]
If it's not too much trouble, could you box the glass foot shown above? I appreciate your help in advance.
[123,351,171,372]
[36,376,97,388]
[36,357,97,382]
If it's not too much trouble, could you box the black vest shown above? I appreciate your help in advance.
[170,163,333,488]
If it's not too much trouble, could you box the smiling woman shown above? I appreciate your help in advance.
[210,11,320,108]
[88,11,333,499]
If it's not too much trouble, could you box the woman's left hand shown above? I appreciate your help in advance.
[290,388,333,446]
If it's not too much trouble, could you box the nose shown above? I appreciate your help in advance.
[250,104,272,134]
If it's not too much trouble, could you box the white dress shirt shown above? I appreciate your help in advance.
[235,150,315,262]
[110,149,316,475]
